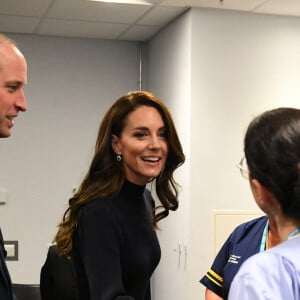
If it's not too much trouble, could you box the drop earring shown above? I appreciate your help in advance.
[116,155,122,161]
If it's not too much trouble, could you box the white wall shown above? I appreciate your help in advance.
[0,34,140,283]
[147,7,300,300]
[146,12,191,300]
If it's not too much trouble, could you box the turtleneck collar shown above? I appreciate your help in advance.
[120,180,146,199]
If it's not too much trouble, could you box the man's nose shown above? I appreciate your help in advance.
[16,89,27,112]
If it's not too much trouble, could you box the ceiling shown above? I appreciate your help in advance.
[1,0,300,42]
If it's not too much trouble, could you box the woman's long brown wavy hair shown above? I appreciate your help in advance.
[55,91,185,256]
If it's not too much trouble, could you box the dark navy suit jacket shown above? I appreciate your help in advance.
[0,228,13,300]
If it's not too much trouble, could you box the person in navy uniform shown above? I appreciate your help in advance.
[229,108,300,299]
[200,215,280,300]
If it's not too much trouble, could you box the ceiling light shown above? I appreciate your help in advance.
[88,0,152,5]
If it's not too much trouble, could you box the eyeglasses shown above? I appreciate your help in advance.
[237,157,249,179]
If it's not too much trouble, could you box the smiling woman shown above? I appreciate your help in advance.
[55,91,185,300]
[111,105,169,186]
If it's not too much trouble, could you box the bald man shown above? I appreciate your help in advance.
[0,34,28,299]
[0,34,27,138]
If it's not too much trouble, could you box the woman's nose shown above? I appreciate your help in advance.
[149,136,160,148]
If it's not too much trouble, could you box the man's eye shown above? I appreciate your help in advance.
[6,85,18,93]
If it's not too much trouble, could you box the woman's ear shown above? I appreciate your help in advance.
[250,178,276,213]
[111,135,121,155]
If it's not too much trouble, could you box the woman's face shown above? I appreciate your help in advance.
[112,105,169,185]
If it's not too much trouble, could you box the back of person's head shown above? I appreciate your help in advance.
[244,107,300,219]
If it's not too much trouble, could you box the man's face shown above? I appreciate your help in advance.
[0,43,27,138]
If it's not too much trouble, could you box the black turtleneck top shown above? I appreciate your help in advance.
[72,181,161,300]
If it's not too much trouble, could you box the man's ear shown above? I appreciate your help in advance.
[111,135,121,155]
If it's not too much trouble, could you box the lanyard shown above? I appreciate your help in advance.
[287,226,300,240]
[259,220,269,252]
